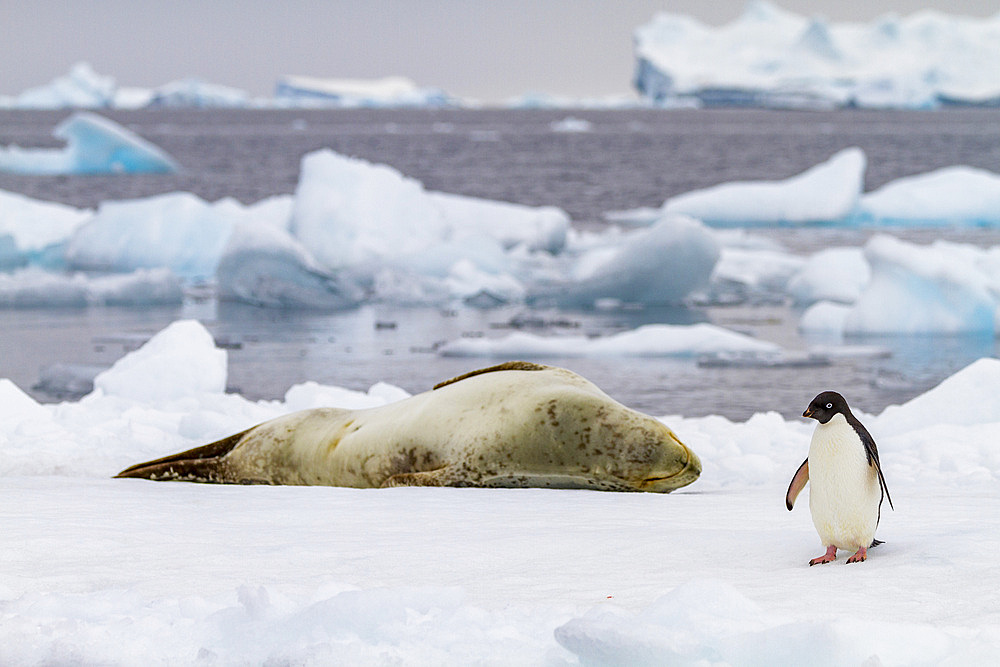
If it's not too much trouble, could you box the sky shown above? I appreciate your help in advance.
[2,0,998,103]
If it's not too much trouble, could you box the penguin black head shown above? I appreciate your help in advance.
[803,391,851,424]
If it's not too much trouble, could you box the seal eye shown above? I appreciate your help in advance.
[826,402,833,409]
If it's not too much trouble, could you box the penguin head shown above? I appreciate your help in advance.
[803,391,851,424]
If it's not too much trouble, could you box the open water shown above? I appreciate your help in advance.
[1,108,999,420]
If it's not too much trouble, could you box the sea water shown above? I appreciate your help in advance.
[1,108,999,419]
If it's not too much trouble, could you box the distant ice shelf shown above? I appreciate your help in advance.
[634,1,1000,109]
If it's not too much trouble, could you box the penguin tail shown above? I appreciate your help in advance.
[870,538,885,548]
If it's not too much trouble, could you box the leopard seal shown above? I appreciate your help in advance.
[116,361,701,492]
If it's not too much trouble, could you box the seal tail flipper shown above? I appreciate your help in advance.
[115,428,251,482]
[785,458,809,510]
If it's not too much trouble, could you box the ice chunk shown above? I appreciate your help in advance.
[438,322,778,357]
[798,300,852,335]
[64,193,291,280]
[549,117,594,133]
[0,268,183,308]
[0,112,179,175]
[0,190,91,262]
[216,221,362,309]
[0,378,51,431]
[844,235,999,334]
[662,148,865,225]
[530,215,719,308]
[787,247,870,305]
[288,149,570,278]
[92,320,226,402]
[856,166,1000,226]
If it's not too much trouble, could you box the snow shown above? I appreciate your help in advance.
[2,319,1000,663]
[634,1,1000,108]
[0,112,180,175]
[661,147,866,226]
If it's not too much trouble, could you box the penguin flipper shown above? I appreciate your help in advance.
[785,458,809,510]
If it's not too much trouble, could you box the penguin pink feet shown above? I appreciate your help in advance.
[846,547,867,564]
[809,545,837,566]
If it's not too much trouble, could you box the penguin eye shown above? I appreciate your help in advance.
[825,403,833,409]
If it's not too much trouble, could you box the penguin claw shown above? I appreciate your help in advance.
[809,545,838,566]
[846,547,868,564]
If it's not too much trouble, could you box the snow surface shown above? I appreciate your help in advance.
[0,112,179,175]
[2,319,1000,663]
[634,1,1000,108]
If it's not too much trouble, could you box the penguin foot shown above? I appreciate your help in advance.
[809,545,837,566]
[846,547,867,564]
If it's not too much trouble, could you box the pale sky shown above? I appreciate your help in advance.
[2,0,997,103]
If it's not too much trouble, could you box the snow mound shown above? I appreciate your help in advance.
[438,323,779,358]
[92,320,227,403]
[662,148,865,225]
[634,3,1000,108]
[0,112,179,175]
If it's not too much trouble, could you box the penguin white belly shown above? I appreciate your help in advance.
[807,414,881,551]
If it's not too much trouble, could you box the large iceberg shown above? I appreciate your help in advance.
[274,75,455,107]
[0,112,180,175]
[662,147,865,225]
[634,2,1000,108]
[3,62,116,109]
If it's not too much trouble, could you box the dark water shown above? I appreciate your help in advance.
[1,108,999,420]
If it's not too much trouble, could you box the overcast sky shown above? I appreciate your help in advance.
[2,1,997,102]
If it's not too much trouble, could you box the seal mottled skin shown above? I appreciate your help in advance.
[116,362,701,493]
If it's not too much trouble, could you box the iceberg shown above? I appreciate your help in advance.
[662,147,865,226]
[0,190,91,266]
[0,112,180,175]
[437,322,780,358]
[146,78,250,108]
[4,62,116,109]
[634,2,1000,108]
[856,166,1000,226]
[274,75,455,107]
[530,216,719,308]
[801,235,1000,335]
[786,247,870,305]
[216,221,362,309]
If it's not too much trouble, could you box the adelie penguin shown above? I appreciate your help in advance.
[786,391,893,565]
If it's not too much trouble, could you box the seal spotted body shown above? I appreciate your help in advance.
[117,362,702,493]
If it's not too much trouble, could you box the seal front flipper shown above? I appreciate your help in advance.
[115,428,252,483]
[785,458,809,510]
[381,466,464,488]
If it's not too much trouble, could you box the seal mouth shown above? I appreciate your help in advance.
[640,434,702,490]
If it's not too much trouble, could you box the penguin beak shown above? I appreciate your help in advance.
[802,408,813,418]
